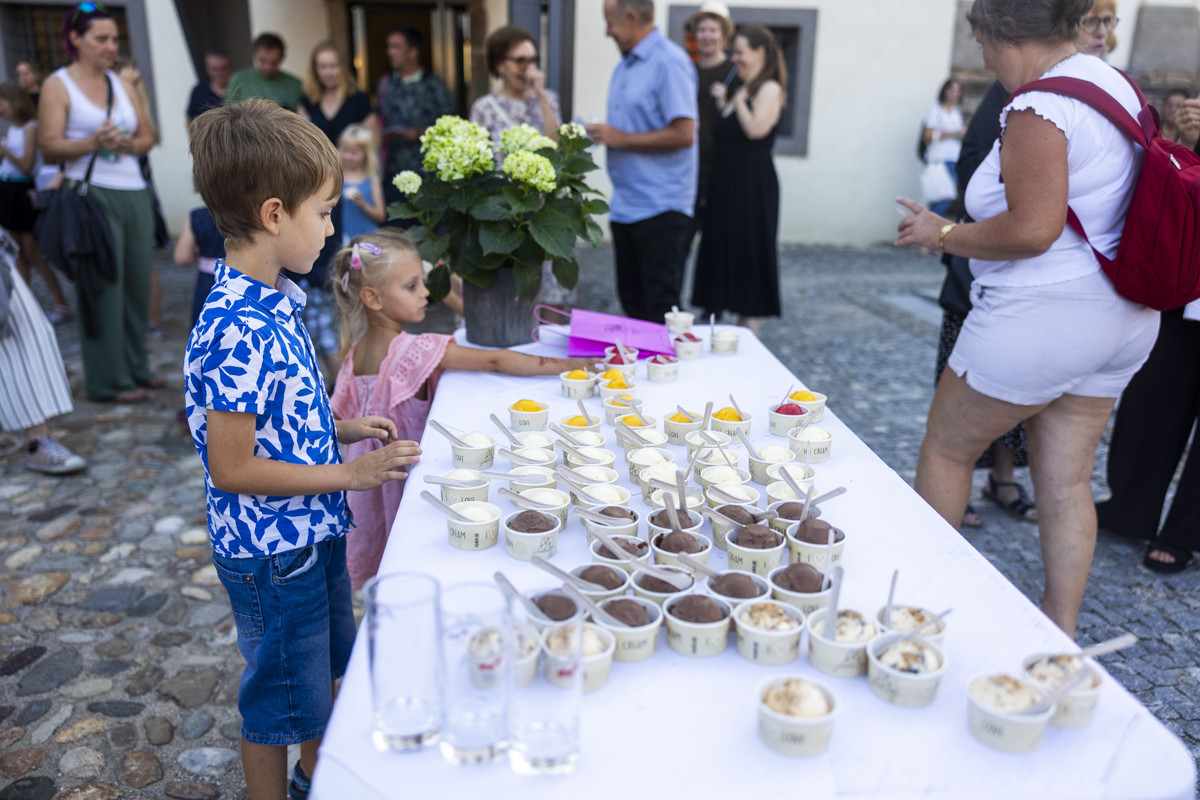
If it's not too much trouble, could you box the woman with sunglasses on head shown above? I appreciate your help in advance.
[470,25,561,144]
[37,1,161,403]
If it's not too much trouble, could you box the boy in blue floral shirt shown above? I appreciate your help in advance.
[184,99,422,800]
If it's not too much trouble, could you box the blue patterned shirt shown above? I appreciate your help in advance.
[184,261,348,557]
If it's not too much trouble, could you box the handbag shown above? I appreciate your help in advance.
[530,305,674,358]
[920,160,956,205]
[34,76,117,339]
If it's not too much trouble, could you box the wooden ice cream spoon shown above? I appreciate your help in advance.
[496,486,559,510]
[676,551,721,580]
[429,420,470,448]
[494,571,554,624]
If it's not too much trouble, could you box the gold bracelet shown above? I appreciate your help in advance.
[938,223,957,253]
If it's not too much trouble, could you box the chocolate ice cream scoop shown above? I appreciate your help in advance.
[777,501,807,520]
[598,505,636,520]
[579,565,624,590]
[710,572,765,599]
[716,504,755,525]
[649,504,689,528]
[656,530,704,554]
[604,598,649,627]
[670,594,726,623]
[734,524,779,550]
[597,538,648,559]
[509,510,555,533]
[636,572,688,594]
[535,593,577,621]
[793,518,844,544]
[773,563,825,593]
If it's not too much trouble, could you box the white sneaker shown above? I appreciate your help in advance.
[25,436,86,475]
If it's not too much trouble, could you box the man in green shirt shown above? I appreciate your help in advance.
[224,33,302,112]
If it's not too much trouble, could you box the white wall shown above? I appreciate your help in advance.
[573,0,961,246]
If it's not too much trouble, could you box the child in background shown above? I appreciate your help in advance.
[329,229,592,587]
[172,206,227,326]
[185,99,422,800]
[337,123,385,243]
[0,82,72,324]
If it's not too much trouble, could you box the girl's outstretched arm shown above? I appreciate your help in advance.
[438,341,593,376]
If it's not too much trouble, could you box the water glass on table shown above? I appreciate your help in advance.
[508,610,583,774]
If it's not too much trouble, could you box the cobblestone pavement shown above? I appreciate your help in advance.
[0,244,1195,798]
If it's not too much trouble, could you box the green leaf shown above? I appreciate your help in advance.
[584,218,604,248]
[582,197,610,216]
[479,222,524,255]
[471,194,512,221]
[551,257,579,290]
[416,235,449,265]
[425,263,451,302]
[529,207,577,260]
[462,269,499,289]
[419,181,450,213]
[387,200,421,220]
[502,185,541,214]
[513,260,541,300]
[448,187,476,213]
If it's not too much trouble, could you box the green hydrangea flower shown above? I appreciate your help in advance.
[420,116,495,182]
[392,170,422,194]
[502,150,557,193]
[500,124,556,155]
[558,122,588,140]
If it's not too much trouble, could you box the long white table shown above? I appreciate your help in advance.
[313,326,1195,800]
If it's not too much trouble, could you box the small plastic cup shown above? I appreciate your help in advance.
[710,412,751,437]
[757,675,836,757]
[558,413,601,434]
[767,403,809,437]
[439,470,489,505]
[560,370,596,399]
[508,466,556,492]
[765,499,820,536]
[710,330,739,355]
[746,442,795,485]
[663,594,731,658]
[734,600,805,666]
[725,527,786,576]
[626,447,676,483]
[572,484,632,512]
[789,426,834,463]
[596,597,662,663]
[645,356,679,383]
[542,623,615,693]
[598,381,636,402]
[446,501,502,551]
[768,565,833,617]
[517,487,570,529]
[705,483,760,510]
[581,506,640,543]
[649,529,712,574]
[1021,653,1103,728]
[509,401,550,431]
[673,334,703,360]
[451,434,496,470]
[568,563,630,602]
[966,673,1054,753]
[513,431,555,452]
[867,634,947,707]
[503,510,562,561]
[629,566,694,607]
[793,391,827,422]
[684,429,731,457]
[805,608,877,678]
[664,310,694,334]
[765,462,815,488]
[589,535,651,573]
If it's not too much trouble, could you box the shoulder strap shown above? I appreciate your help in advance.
[80,75,113,189]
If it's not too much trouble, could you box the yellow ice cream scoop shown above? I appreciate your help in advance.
[611,394,636,407]
[510,399,545,412]
[605,377,629,389]
[619,414,647,426]
[565,370,590,380]
[668,411,697,423]
[564,415,591,426]
[600,369,624,381]
[790,390,817,402]
[713,407,742,422]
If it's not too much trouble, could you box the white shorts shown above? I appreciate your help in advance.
[947,271,1160,406]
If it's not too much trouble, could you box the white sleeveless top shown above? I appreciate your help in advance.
[54,67,145,191]
[0,121,35,179]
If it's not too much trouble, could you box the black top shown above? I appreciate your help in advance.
[186,82,223,120]
[190,207,226,260]
[300,91,373,145]
[696,60,739,183]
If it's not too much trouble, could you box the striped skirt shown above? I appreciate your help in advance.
[0,257,73,430]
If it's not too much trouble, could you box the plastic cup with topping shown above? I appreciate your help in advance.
[581,506,640,544]
[768,402,809,437]
[710,409,751,437]
[867,633,947,707]
[503,510,562,561]
[747,442,796,485]
[629,565,694,606]
[702,570,770,610]
[757,675,836,757]
[1021,653,1102,727]
[663,594,732,657]
[684,429,731,457]
[705,482,760,511]
[664,310,694,334]
[567,563,630,602]
[451,432,496,470]
[789,425,834,463]
[875,604,947,647]
[710,329,739,355]
[966,673,1053,753]
[559,369,596,399]
[725,526,786,576]
[589,535,651,574]
[787,390,827,422]
[626,446,676,482]
[697,464,751,490]
[509,399,550,431]
[558,413,601,434]
[446,501,502,551]
[805,608,878,678]
[516,487,570,528]
[542,622,615,693]
[735,600,805,666]
[786,519,844,571]
[439,468,490,505]
[672,332,704,359]
[508,466,556,492]
[596,597,662,662]
[768,564,833,617]
[645,354,679,383]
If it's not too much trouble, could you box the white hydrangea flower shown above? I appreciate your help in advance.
[502,151,557,193]
[392,170,422,194]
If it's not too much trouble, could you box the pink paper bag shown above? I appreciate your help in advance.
[531,305,674,358]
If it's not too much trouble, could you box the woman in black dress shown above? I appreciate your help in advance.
[692,26,784,337]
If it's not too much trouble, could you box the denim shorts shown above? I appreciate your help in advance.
[213,536,357,746]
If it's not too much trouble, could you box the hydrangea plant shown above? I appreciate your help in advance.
[388,118,609,301]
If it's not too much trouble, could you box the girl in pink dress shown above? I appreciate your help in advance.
[329,229,591,587]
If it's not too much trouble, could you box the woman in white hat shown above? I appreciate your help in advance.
[688,1,737,238]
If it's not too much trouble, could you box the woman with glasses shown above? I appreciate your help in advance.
[1078,1,1118,58]
[470,25,561,145]
[38,1,161,403]
[896,0,1159,636]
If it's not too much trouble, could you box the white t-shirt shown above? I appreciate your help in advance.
[0,121,35,179]
[965,53,1142,287]
[924,103,963,164]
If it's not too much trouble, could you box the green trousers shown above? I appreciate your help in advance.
[79,185,155,400]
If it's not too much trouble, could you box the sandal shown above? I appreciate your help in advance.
[961,504,983,528]
[138,376,168,390]
[982,475,1037,522]
[1143,543,1193,574]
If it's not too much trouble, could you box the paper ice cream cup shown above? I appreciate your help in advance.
[503,510,562,561]
[648,485,705,512]
[560,371,596,399]
[702,570,771,610]
[794,392,827,422]
[589,536,651,573]
[1021,653,1102,728]
[705,483,760,510]
[598,380,637,401]
[757,675,836,757]
[768,565,833,617]
[439,470,490,505]
[629,566,693,606]
[582,507,640,543]
[735,600,805,666]
[725,528,786,576]
[572,484,631,513]
[596,597,662,663]
[710,331,739,355]
[786,522,844,571]
[508,466,556,492]
[601,359,636,380]
[875,605,947,648]
[541,623,615,693]
[805,608,876,678]
[603,396,637,425]
[616,415,657,436]
[685,429,731,457]
[604,345,639,363]
[966,673,1053,753]
[649,529,711,573]
[646,357,679,383]
[765,462,815,488]
[626,447,677,483]
[788,426,833,463]
[646,508,704,541]
[567,563,630,602]
[708,503,760,551]
[664,311,694,334]
[513,431,556,452]
[446,501,501,551]
[663,414,703,445]
[765,499,820,536]
[451,436,495,470]
[867,634,947,707]
[697,465,751,490]
[768,403,810,437]
[673,336,703,359]
[516,487,570,528]
[557,414,601,435]
[509,402,550,431]
[565,447,617,472]
[765,477,818,508]
[710,413,751,437]
[663,594,731,658]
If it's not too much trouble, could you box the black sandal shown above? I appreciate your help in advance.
[982,475,1037,522]
[961,504,983,528]
[1143,543,1193,574]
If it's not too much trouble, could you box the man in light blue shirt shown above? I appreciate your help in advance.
[589,0,698,321]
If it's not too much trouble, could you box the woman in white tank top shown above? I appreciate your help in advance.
[37,2,161,403]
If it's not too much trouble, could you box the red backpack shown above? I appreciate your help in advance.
[1009,74,1200,311]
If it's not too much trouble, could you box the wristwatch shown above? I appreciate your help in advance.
[938,223,957,253]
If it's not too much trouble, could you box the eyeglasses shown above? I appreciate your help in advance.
[71,1,108,23]
[1080,15,1119,33]
[504,56,539,68]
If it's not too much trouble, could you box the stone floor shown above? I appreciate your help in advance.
[0,243,1196,798]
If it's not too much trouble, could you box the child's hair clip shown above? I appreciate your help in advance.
[358,242,383,256]
[340,271,351,294]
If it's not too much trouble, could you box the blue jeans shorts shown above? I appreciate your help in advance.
[213,536,357,746]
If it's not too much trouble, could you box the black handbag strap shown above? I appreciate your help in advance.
[79,75,113,190]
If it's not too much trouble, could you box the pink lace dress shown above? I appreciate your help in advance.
[330,332,452,588]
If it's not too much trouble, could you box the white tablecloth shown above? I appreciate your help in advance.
[313,326,1195,800]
